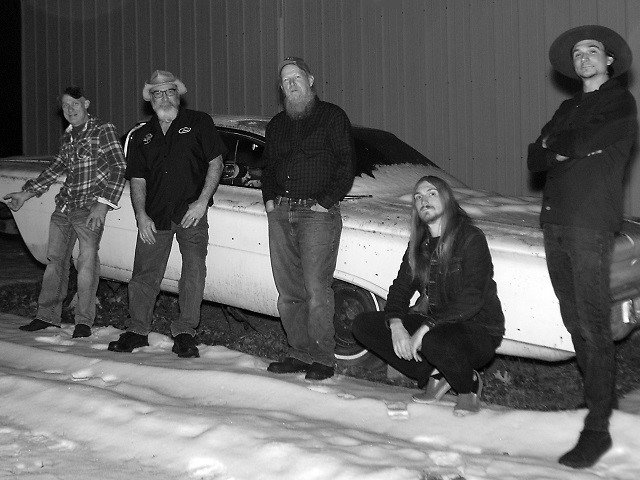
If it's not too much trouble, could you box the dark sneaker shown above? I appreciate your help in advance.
[19,319,60,332]
[108,331,149,353]
[305,362,335,381]
[559,429,612,469]
[171,333,200,358]
[72,324,92,338]
[267,357,312,374]
[453,370,483,416]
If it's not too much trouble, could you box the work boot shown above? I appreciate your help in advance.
[305,362,335,381]
[559,429,612,469]
[108,331,149,353]
[267,357,312,374]
[453,370,483,416]
[72,324,91,338]
[171,333,200,358]
[19,319,60,332]
[412,374,451,403]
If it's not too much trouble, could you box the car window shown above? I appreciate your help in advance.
[351,127,440,178]
[219,131,265,189]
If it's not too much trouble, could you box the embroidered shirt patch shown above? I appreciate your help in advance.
[178,127,191,134]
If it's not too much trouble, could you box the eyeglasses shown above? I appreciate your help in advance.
[151,88,178,99]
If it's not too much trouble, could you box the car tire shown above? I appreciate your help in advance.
[332,280,384,368]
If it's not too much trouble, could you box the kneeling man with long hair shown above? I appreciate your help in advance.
[353,176,504,415]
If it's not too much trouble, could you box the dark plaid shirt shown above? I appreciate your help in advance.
[261,99,355,209]
[23,116,126,212]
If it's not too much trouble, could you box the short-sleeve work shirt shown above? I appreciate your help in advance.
[126,108,227,230]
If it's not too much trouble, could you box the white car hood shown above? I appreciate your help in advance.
[343,164,543,245]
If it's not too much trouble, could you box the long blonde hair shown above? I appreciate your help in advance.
[408,176,470,288]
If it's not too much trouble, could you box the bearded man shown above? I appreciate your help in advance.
[262,57,355,380]
[108,70,226,358]
[352,176,504,416]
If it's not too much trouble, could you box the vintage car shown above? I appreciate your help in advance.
[1,114,639,366]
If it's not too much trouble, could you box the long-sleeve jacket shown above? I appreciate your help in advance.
[261,99,355,209]
[384,222,505,338]
[527,78,637,232]
[23,115,127,212]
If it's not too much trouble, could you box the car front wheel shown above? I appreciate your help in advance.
[332,280,383,367]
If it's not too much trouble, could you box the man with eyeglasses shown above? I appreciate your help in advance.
[262,57,355,380]
[3,85,126,338]
[108,70,226,358]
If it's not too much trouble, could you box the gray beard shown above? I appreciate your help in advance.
[285,93,316,120]
[156,105,178,123]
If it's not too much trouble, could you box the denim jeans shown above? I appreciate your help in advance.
[128,219,208,337]
[352,312,501,392]
[267,201,342,366]
[543,223,615,432]
[37,207,104,326]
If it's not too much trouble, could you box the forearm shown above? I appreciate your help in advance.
[320,118,355,207]
[546,93,637,159]
[129,178,148,218]
[23,158,66,195]
[383,253,416,318]
[196,155,224,204]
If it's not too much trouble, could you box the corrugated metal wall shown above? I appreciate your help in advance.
[21,0,640,215]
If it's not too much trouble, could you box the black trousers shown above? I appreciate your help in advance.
[352,312,501,393]
[543,223,615,432]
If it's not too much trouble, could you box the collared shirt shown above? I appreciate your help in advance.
[23,116,126,212]
[261,99,355,209]
[527,77,638,231]
[125,108,227,230]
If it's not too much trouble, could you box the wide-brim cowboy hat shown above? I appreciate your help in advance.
[142,70,187,101]
[549,25,632,79]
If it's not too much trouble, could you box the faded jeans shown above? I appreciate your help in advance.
[128,219,208,337]
[37,207,104,326]
[267,201,342,367]
[543,223,615,432]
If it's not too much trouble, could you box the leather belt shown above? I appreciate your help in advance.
[275,196,316,206]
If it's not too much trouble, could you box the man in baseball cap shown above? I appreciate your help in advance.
[262,57,355,381]
[528,26,637,469]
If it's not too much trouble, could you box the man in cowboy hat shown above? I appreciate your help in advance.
[528,26,637,468]
[3,85,126,338]
[108,70,226,358]
[262,57,355,381]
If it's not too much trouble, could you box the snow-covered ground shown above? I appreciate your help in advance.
[1,313,639,480]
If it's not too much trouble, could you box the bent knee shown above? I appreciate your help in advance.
[352,312,386,338]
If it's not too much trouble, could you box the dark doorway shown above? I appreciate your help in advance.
[1,0,22,156]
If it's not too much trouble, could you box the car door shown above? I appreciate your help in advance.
[204,130,280,317]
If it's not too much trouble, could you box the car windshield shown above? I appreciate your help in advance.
[351,127,440,178]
